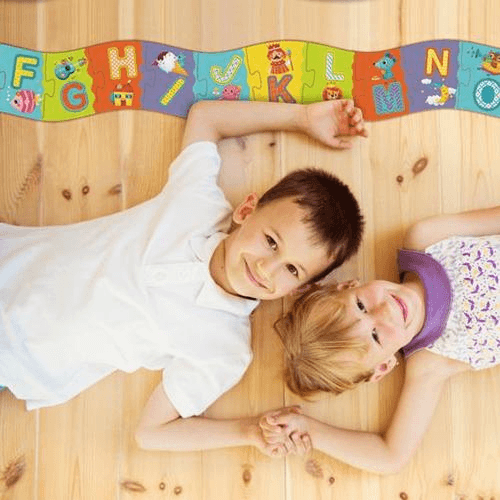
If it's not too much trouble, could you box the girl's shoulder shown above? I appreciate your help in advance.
[406,349,471,382]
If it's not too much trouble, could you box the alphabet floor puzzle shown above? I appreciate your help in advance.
[1,39,500,121]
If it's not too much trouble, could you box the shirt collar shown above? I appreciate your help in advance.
[191,232,260,316]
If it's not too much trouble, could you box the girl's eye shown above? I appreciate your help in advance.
[266,235,277,251]
[356,299,366,312]
[372,329,381,345]
[286,264,298,277]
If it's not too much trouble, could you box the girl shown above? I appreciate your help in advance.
[260,205,500,473]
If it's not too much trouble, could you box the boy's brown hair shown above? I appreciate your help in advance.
[257,168,364,282]
[274,283,373,397]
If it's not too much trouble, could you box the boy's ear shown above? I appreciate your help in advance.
[368,356,398,383]
[335,279,360,291]
[233,192,259,224]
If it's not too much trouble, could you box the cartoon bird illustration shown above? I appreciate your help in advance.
[152,51,188,76]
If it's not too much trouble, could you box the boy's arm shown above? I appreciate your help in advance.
[135,382,284,455]
[181,100,367,150]
[264,351,465,474]
[404,205,500,251]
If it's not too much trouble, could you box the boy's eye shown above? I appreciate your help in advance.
[266,235,277,251]
[356,299,366,312]
[372,329,381,345]
[286,264,298,277]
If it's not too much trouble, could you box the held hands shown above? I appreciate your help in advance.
[257,406,312,457]
[301,99,368,149]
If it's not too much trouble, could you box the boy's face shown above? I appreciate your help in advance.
[217,195,332,301]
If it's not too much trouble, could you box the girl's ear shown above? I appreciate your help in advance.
[368,355,398,383]
[233,192,259,224]
[335,279,360,291]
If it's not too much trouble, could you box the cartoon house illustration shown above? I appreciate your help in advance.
[112,80,134,107]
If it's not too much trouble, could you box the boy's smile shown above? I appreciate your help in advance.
[210,195,332,301]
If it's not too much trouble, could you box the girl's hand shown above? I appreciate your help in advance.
[259,406,312,457]
[301,100,368,149]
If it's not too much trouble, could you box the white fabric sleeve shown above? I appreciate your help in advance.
[161,354,252,418]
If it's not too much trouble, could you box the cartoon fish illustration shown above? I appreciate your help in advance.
[152,51,188,76]
[10,89,39,114]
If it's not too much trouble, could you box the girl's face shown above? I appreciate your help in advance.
[335,280,426,373]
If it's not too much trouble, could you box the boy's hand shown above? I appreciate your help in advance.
[302,100,368,149]
[259,406,312,457]
[245,416,289,458]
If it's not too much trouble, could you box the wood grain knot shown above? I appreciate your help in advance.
[269,141,276,147]
[62,189,72,200]
[412,157,428,176]
[173,485,183,495]
[120,480,146,492]
[399,492,408,500]
[108,184,122,195]
[305,458,324,479]
[82,185,90,195]
[159,482,166,490]
[1,455,26,489]
[396,175,404,184]
[242,469,252,484]
[328,476,335,485]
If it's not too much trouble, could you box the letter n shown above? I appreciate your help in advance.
[425,48,450,77]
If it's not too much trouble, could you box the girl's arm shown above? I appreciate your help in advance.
[181,99,367,150]
[135,383,284,456]
[264,351,467,474]
[404,205,500,251]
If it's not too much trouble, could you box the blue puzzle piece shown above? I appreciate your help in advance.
[0,44,44,120]
[457,41,500,117]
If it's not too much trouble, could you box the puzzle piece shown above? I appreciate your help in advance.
[0,43,44,121]
[457,41,500,117]
[140,41,195,117]
[244,41,306,103]
[353,48,410,121]
[86,41,144,115]
[42,48,95,121]
[302,42,355,104]
[400,40,459,114]
[194,48,249,103]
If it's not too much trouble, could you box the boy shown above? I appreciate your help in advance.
[0,99,366,454]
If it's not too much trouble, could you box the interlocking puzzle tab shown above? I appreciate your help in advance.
[353,48,409,121]
[194,49,249,103]
[86,41,144,115]
[1,39,500,122]
[43,48,95,121]
[401,40,459,113]
[0,43,44,121]
[141,42,195,117]
[457,41,500,117]
[302,43,354,103]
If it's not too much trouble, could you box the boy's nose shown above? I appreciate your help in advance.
[255,257,280,281]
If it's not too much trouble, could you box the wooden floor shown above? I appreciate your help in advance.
[1,0,500,499]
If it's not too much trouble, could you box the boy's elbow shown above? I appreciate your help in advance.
[134,426,155,450]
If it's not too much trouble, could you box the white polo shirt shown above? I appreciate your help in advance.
[0,142,259,416]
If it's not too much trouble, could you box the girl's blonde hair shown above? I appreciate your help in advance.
[275,283,374,397]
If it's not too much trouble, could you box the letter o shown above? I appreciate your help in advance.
[474,79,500,110]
